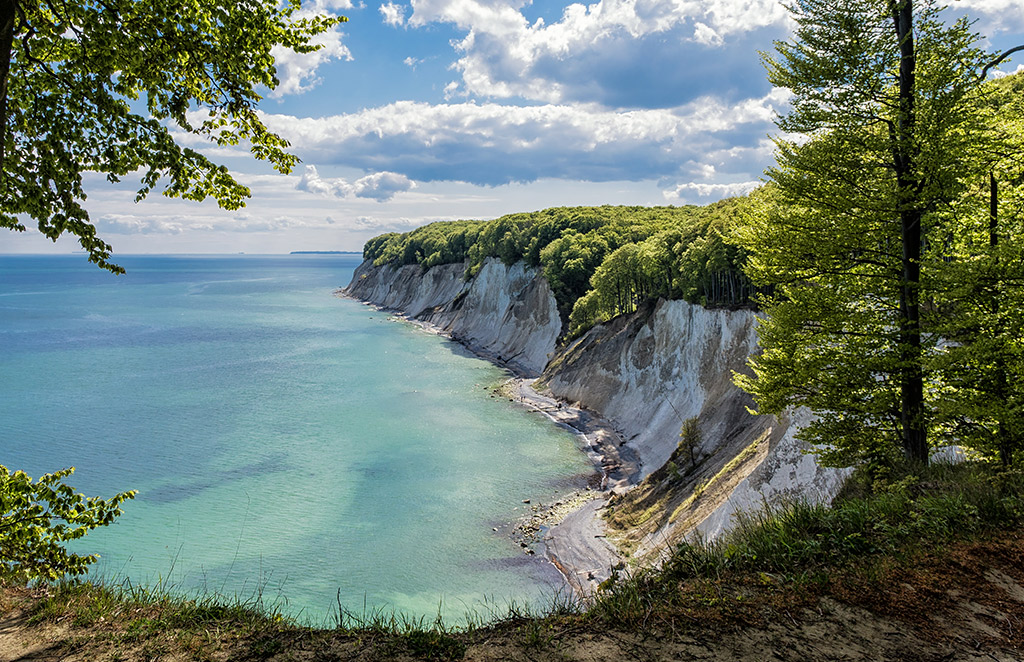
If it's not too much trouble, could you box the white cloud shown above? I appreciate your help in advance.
[442,80,461,99]
[351,171,417,200]
[297,165,348,196]
[261,90,784,187]
[268,3,353,97]
[93,212,319,235]
[351,215,431,231]
[380,2,408,26]
[304,0,355,9]
[406,0,789,105]
[992,62,1024,78]
[296,166,416,201]
[952,0,1024,32]
[692,22,722,46]
[663,180,761,201]
[403,56,422,67]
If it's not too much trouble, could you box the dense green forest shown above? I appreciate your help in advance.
[363,198,761,337]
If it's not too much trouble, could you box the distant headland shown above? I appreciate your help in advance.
[289,251,362,255]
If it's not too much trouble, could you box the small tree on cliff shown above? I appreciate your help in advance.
[0,0,345,272]
[1,465,135,581]
[735,0,1013,470]
[678,417,702,471]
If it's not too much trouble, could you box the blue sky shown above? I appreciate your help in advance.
[6,0,1024,256]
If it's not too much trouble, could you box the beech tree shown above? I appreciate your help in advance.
[735,0,1003,469]
[930,74,1024,466]
[1,465,135,581]
[0,0,345,272]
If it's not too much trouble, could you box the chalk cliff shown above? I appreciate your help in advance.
[344,258,845,559]
[346,258,561,377]
[541,298,844,559]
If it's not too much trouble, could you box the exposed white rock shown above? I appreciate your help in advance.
[544,299,760,476]
[542,298,846,551]
[345,259,847,562]
[345,258,561,377]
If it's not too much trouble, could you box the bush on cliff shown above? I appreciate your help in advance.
[0,465,135,583]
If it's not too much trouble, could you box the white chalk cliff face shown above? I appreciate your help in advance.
[345,258,561,377]
[345,258,846,551]
[541,298,846,551]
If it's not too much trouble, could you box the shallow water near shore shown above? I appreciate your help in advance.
[0,254,592,622]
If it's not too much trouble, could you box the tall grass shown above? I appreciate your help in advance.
[589,461,1024,625]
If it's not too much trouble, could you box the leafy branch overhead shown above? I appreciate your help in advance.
[0,465,136,582]
[0,0,346,272]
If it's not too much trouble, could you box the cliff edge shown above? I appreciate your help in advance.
[346,258,560,378]
[344,258,844,569]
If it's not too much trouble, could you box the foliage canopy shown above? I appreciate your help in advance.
[735,0,1024,470]
[0,0,345,272]
[362,200,760,336]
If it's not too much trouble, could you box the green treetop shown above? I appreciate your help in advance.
[735,0,1021,470]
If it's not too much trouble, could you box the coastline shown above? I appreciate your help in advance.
[336,290,641,595]
[503,377,641,594]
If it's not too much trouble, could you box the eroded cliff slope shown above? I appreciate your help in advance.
[541,298,844,559]
[344,258,845,559]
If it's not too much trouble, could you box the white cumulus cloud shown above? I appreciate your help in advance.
[268,2,353,97]
[992,63,1024,77]
[261,90,785,188]
[380,2,409,26]
[406,0,790,106]
[296,166,416,202]
[951,0,1024,32]
[663,180,761,202]
[351,171,417,201]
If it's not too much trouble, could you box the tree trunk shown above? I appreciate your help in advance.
[892,0,928,466]
[989,172,1013,466]
[0,0,16,173]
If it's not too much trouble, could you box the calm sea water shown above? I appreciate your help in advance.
[0,254,591,623]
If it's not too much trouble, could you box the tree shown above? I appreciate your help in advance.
[677,417,702,471]
[1,465,135,582]
[735,0,998,469]
[929,73,1024,466]
[0,0,345,272]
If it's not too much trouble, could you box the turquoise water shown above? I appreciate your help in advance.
[0,255,591,623]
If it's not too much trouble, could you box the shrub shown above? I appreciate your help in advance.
[0,465,135,583]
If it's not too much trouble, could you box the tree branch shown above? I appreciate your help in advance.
[0,0,17,175]
[979,45,1024,81]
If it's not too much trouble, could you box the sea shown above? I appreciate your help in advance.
[0,254,593,624]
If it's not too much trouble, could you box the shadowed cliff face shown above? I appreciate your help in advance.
[345,259,845,557]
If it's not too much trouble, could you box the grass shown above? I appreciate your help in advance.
[3,460,1023,660]
[587,461,1024,628]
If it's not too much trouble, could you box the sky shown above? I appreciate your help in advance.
[5,0,1024,256]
